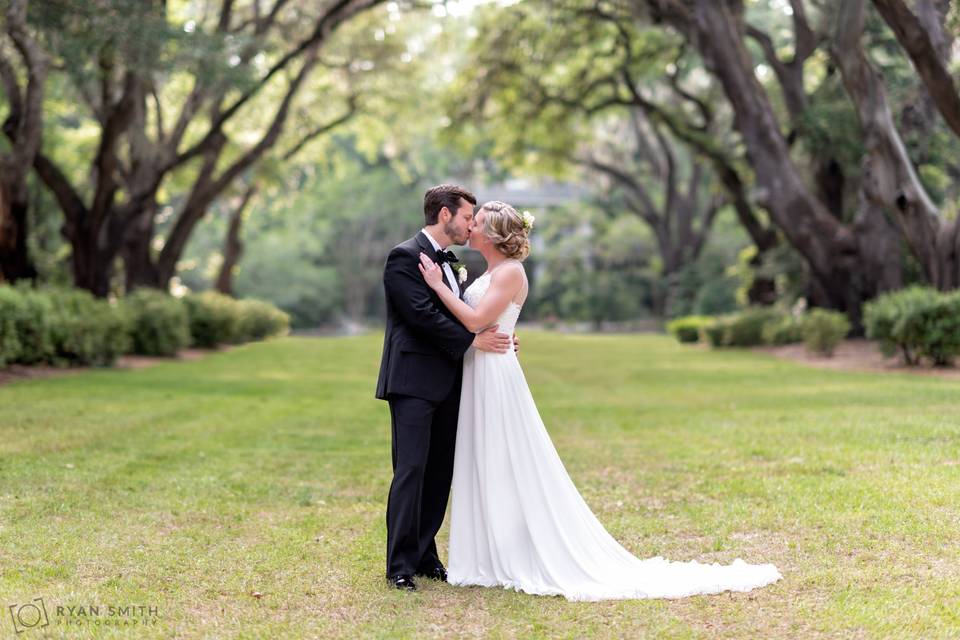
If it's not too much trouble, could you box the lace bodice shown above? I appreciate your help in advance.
[463,268,524,336]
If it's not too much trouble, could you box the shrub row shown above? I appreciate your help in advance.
[0,285,289,368]
[668,306,850,356]
[864,286,960,366]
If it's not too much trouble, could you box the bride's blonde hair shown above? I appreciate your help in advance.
[477,200,531,261]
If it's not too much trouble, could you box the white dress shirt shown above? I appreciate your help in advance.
[421,228,461,298]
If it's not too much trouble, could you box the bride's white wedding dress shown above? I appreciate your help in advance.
[447,261,783,601]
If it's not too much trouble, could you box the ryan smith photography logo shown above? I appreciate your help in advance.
[8,597,160,633]
[7,598,48,634]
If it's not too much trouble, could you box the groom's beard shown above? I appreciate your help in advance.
[444,221,467,246]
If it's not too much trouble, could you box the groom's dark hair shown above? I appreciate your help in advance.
[423,184,476,225]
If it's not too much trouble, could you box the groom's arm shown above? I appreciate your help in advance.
[383,246,476,360]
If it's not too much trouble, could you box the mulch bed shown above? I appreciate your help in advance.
[754,338,960,379]
[0,347,227,387]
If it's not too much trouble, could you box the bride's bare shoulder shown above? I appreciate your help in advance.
[490,261,524,283]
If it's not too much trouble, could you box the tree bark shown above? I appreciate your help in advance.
[0,0,47,284]
[643,0,902,320]
[870,0,960,139]
[215,184,257,296]
[835,0,959,289]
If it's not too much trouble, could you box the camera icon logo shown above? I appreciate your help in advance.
[8,598,49,634]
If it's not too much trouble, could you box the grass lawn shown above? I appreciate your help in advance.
[1,331,958,638]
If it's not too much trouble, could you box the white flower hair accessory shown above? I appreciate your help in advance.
[521,210,536,232]
[457,265,468,284]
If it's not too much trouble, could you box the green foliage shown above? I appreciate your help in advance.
[801,309,851,357]
[448,0,679,174]
[796,80,866,185]
[183,292,242,348]
[702,317,730,348]
[723,307,786,347]
[180,138,424,328]
[762,315,804,346]
[235,299,290,342]
[893,292,960,366]
[0,287,24,367]
[666,315,712,343]
[863,286,941,364]
[523,203,655,323]
[701,307,804,348]
[181,291,287,347]
[45,287,132,366]
[668,211,748,319]
[121,288,191,357]
[10,285,56,365]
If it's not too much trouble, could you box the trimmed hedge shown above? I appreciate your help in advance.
[183,291,243,348]
[800,309,850,357]
[724,307,786,347]
[122,288,191,357]
[12,286,55,364]
[184,291,289,348]
[703,318,730,348]
[665,315,712,344]
[46,287,132,366]
[696,308,788,348]
[762,315,803,346]
[0,285,289,370]
[684,286,960,366]
[863,286,941,364]
[683,306,844,356]
[236,298,290,342]
[0,287,24,367]
[893,291,960,366]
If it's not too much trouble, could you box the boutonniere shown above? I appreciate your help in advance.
[457,265,468,284]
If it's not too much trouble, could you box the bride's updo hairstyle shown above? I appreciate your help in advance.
[478,200,531,261]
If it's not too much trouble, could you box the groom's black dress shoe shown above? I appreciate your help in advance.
[387,574,417,591]
[415,564,448,582]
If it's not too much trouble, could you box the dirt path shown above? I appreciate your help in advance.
[754,338,960,379]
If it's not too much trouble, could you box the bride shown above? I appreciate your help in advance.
[417,200,783,601]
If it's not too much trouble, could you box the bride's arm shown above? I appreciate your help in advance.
[418,252,523,333]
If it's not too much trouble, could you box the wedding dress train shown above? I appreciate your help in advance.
[447,266,783,601]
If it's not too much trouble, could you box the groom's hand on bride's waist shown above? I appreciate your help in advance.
[473,324,512,353]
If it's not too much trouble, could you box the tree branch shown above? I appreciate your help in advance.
[870,0,960,138]
[281,96,358,161]
[169,0,382,170]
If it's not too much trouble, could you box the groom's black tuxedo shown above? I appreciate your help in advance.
[376,232,474,402]
[376,231,475,579]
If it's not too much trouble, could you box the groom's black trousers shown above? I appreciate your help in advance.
[385,376,461,578]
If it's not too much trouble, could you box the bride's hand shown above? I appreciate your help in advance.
[418,252,444,290]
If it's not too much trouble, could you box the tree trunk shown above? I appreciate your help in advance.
[121,205,163,292]
[835,0,959,289]
[0,0,48,285]
[215,185,256,296]
[645,0,901,319]
[28,0,372,297]
[70,239,113,297]
[0,181,37,282]
[870,0,960,139]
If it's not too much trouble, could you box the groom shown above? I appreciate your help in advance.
[376,184,515,591]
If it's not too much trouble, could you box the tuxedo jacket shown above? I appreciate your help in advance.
[375,231,475,403]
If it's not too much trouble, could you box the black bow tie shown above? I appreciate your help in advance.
[434,249,458,265]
